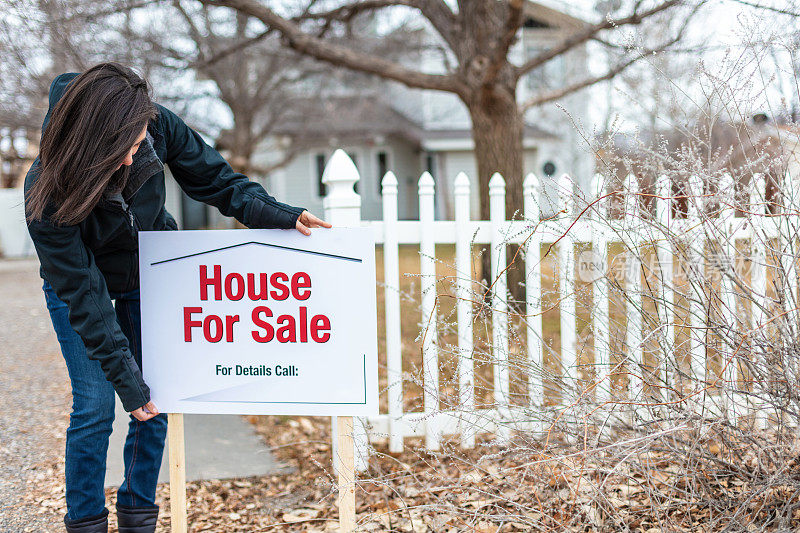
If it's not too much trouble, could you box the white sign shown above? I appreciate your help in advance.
[138,228,378,416]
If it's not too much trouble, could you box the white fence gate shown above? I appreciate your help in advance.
[321,149,797,471]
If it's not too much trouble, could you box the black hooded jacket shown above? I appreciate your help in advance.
[24,72,306,412]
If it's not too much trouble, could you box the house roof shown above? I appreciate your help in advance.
[524,1,589,31]
[267,94,559,149]
[269,94,426,147]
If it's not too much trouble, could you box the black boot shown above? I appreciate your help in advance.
[64,508,109,533]
[116,504,159,533]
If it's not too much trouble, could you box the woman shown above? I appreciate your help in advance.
[24,62,331,533]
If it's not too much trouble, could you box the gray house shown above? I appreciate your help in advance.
[167,0,594,227]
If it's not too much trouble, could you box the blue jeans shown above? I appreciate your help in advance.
[43,279,168,525]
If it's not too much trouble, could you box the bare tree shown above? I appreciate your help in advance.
[191,0,701,220]
[116,1,334,175]
[0,0,106,186]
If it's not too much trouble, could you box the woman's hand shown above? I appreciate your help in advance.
[295,210,332,236]
[131,400,160,422]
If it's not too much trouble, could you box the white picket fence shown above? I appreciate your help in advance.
[320,149,797,470]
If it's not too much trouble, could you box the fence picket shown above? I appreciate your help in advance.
[489,172,511,442]
[418,171,441,450]
[454,172,476,448]
[717,172,739,422]
[524,173,544,431]
[381,171,403,453]
[780,170,798,325]
[591,174,611,407]
[687,174,707,403]
[749,173,768,429]
[624,173,644,412]
[656,175,675,404]
[557,174,577,406]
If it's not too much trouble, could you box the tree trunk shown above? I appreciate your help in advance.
[229,142,254,175]
[467,85,524,220]
[227,120,256,230]
[465,84,526,308]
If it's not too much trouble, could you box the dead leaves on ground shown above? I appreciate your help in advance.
[22,415,800,531]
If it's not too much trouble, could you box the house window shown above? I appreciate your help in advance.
[377,151,388,195]
[316,153,327,197]
[523,17,551,29]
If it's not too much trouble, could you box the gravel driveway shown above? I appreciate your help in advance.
[0,258,70,532]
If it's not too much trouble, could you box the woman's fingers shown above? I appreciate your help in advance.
[131,407,150,421]
[144,401,159,416]
[308,213,332,228]
[131,401,160,421]
[295,211,331,235]
[295,219,311,235]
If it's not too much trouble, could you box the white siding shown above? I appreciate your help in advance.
[164,167,183,229]
[0,188,34,257]
[391,142,423,220]
[437,148,541,220]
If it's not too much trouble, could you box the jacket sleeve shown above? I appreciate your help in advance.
[27,209,150,412]
[156,103,306,229]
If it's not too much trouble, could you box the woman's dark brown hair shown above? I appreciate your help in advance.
[26,62,157,225]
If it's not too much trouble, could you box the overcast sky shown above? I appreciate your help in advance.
[587,0,799,132]
[159,0,800,139]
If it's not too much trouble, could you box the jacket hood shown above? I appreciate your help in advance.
[41,72,80,136]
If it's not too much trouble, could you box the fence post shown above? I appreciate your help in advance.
[381,171,403,453]
[687,174,707,409]
[489,172,510,442]
[749,173,767,430]
[718,172,739,423]
[778,169,799,433]
[322,149,370,474]
[779,169,799,325]
[590,173,611,409]
[557,174,576,407]
[624,173,644,415]
[524,173,543,434]
[655,174,675,404]
[454,172,475,448]
[418,171,441,450]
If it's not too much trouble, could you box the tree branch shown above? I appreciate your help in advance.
[197,0,464,94]
[519,12,693,111]
[52,0,161,24]
[190,1,411,70]
[415,0,459,53]
[514,0,683,79]
[726,0,800,17]
[483,0,524,87]
[301,0,418,23]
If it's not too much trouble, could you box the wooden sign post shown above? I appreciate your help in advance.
[336,416,356,531]
[168,413,188,533]
[166,413,356,533]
